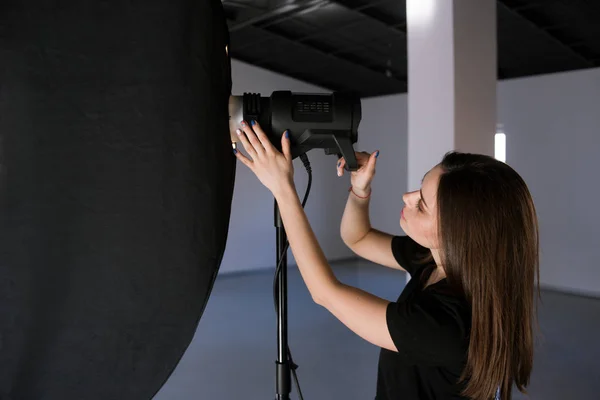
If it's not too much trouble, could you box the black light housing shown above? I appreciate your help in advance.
[229,91,361,170]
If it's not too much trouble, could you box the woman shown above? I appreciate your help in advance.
[233,120,539,400]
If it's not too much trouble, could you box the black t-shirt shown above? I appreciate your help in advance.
[375,236,472,400]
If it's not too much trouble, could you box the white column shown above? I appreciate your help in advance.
[405,0,496,282]
[406,0,497,192]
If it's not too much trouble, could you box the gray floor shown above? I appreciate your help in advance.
[154,260,600,400]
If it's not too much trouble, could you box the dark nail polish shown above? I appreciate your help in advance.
[337,161,341,167]
[251,120,256,126]
[375,151,380,158]
[233,149,237,154]
[285,130,289,138]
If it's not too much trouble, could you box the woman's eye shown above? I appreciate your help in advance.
[416,199,422,211]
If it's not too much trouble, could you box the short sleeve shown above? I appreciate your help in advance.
[390,235,430,277]
[385,297,469,366]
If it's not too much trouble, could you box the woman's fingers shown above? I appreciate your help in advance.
[233,145,253,169]
[250,121,274,154]
[241,120,265,156]
[366,150,379,173]
[281,130,292,161]
[337,151,379,176]
[370,150,380,167]
[338,152,370,175]
[337,157,346,176]
[235,128,257,159]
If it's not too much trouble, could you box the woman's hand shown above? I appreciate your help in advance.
[337,150,379,193]
[234,120,295,197]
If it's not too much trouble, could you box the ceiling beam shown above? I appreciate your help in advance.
[330,0,406,36]
[237,28,406,84]
[223,0,263,11]
[223,0,398,59]
[498,0,597,67]
[228,0,394,39]
[229,1,389,54]
[231,24,407,86]
[228,0,330,33]
[285,18,405,75]
[226,0,405,77]
[225,0,407,86]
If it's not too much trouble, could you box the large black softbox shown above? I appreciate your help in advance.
[0,1,234,398]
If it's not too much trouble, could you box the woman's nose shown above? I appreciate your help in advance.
[402,191,418,206]
[402,192,410,204]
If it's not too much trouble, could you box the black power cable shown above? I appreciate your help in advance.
[272,153,313,400]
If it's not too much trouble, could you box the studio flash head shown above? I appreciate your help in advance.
[229,91,362,170]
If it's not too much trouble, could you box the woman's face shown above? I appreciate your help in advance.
[400,165,442,250]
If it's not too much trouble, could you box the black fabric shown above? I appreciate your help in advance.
[376,236,471,400]
[0,1,234,399]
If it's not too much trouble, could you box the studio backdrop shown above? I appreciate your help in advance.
[0,0,234,398]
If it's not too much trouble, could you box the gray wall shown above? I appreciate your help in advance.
[358,94,408,237]
[498,68,600,297]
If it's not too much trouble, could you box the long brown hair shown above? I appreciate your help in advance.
[436,152,540,400]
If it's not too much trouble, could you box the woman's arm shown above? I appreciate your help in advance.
[341,189,406,271]
[274,185,397,352]
[338,153,406,270]
[340,185,372,246]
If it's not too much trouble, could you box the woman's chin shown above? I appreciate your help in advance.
[399,219,408,234]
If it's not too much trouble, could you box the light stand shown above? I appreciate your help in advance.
[274,200,291,400]
[272,154,312,400]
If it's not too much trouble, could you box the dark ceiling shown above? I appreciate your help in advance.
[223,0,600,98]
